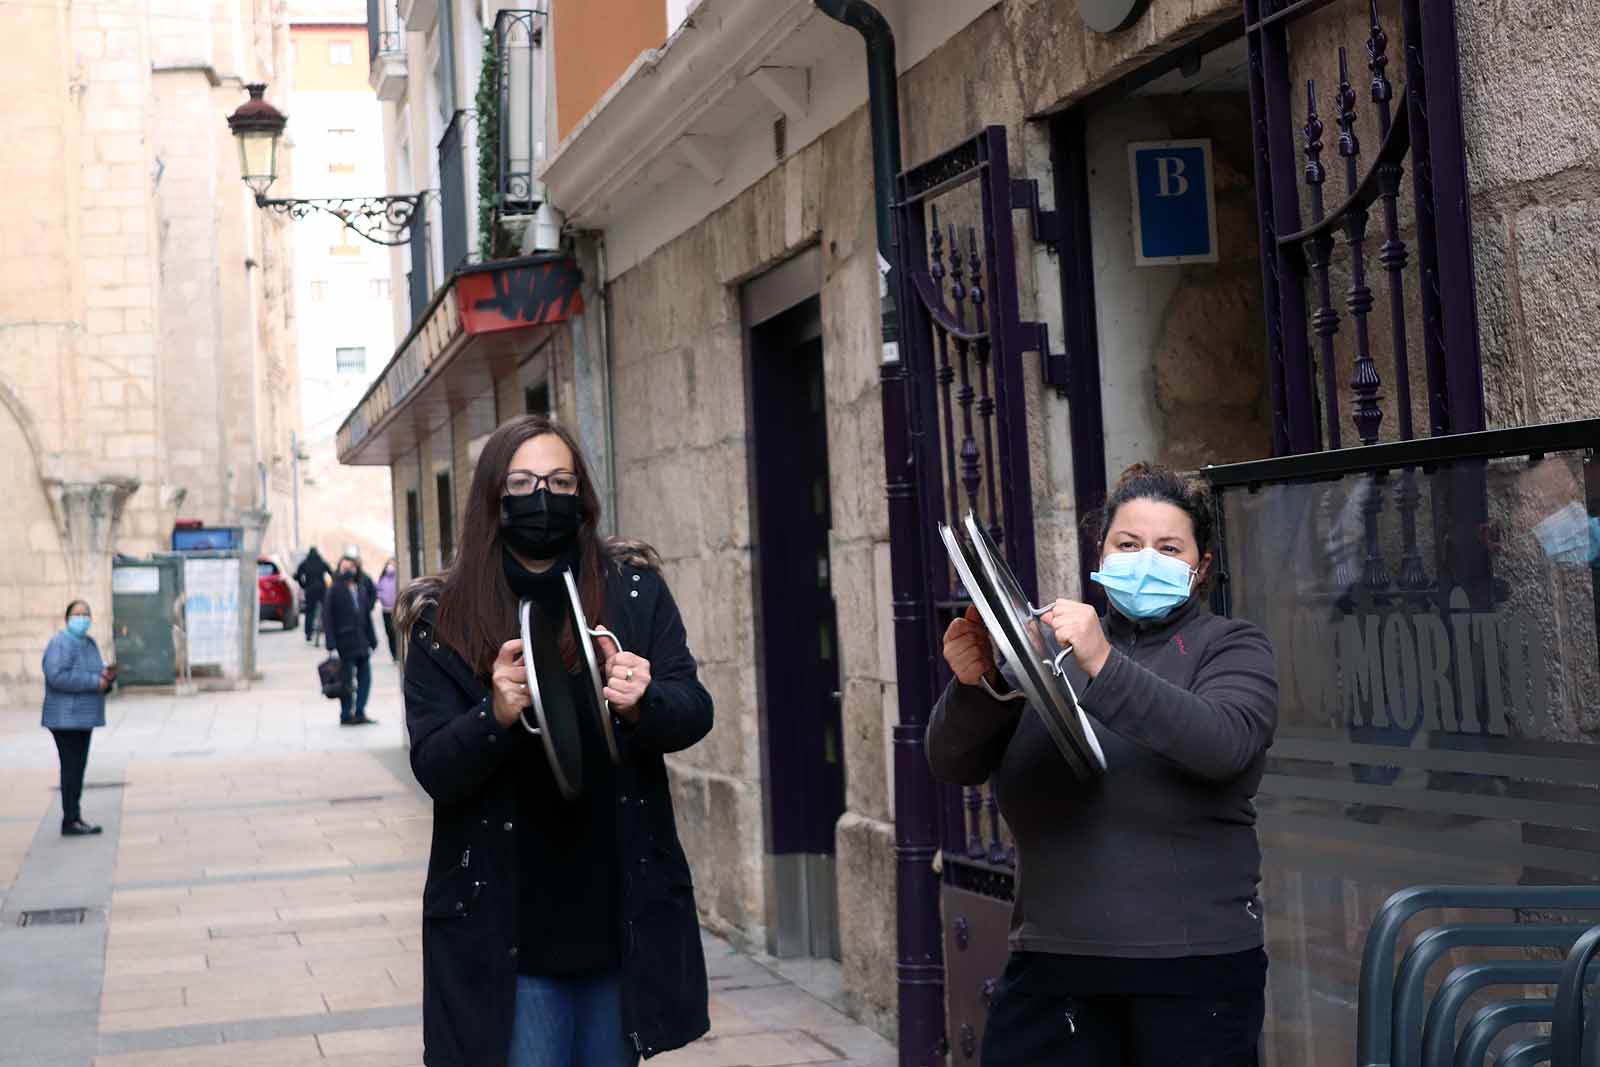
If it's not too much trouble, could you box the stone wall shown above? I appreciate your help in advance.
[1457,0,1600,429]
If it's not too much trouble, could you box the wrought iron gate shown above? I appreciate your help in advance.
[1246,0,1483,456]
[893,125,1062,1063]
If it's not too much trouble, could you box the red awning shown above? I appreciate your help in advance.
[337,254,584,466]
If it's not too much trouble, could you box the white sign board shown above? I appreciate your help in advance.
[183,557,241,675]
[112,567,161,595]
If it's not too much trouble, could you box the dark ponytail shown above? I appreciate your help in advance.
[1094,463,1217,569]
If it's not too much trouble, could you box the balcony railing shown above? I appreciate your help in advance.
[493,9,547,217]
[438,109,474,276]
[366,0,405,62]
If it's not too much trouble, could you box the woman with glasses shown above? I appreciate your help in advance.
[398,415,713,1067]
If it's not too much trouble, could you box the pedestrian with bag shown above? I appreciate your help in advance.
[397,414,713,1066]
[295,546,332,644]
[323,554,379,726]
[928,463,1279,1067]
[41,600,115,836]
[376,558,400,660]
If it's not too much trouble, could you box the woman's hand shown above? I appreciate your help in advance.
[1041,599,1112,677]
[596,635,650,722]
[490,638,529,728]
[943,605,998,687]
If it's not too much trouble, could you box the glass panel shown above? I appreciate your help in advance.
[1216,451,1600,1066]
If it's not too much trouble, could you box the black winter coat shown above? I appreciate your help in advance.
[404,558,713,1066]
[324,577,378,661]
[295,552,331,601]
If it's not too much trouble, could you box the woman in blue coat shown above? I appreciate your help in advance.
[41,600,114,836]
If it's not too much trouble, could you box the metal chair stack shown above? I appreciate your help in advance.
[1354,886,1600,1067]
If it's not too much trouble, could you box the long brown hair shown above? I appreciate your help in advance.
[427,416,608,675]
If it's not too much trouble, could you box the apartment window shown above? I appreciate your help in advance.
[335,347,367,374]
[328,128,356,174]
[524,383,550,416]
[370,277,392,300]
[406,491,422,578]
[309,280,329,302]
[330,225,362,257]
[329,40,354,65]
[436,472,455,565]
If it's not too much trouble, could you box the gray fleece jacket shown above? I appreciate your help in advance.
[927,597,1279,958]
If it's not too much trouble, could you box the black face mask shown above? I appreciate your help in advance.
[501,489,583,561]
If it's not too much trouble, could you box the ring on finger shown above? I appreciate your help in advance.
[625,667,635,682]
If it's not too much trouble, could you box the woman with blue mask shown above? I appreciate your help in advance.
[41,600,115,837]
[928,463,1279,1067]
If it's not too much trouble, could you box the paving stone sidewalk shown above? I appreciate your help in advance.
[0,627,895,1067]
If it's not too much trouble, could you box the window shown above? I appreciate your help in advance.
[329,40,354,65]
[327,128,356,174]
[436,472,455,565]
[525,383,550,416]
[330,225,362,257]
[336,347,367,374]
[406,491,422,578]
[309,280,328,302]
[370,277,392,300]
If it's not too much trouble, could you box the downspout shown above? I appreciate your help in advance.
[812,4,944,1066]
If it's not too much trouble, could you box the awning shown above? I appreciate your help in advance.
[337,253,584,466]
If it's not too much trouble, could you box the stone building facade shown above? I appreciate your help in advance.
[0,0,301,703]
[343,0,1600,1056]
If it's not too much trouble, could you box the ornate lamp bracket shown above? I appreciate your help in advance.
[255,193,426,247]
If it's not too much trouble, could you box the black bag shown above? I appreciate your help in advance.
[318,655,348,700]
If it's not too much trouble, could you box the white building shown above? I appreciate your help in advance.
[286,3,398,567]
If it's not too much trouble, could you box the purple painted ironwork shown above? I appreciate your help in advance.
[1246,0,1320,453]
[1338,47,1383,449]
[1302,79,1342,450]
[930,211,961,542]
[1246,0,1483,460]
[1368,0,1429,591]
[969,228,1004,548]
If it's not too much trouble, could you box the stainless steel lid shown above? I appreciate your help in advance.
[518,598,585,799]
[939,513,1106,780]
[563,568,622,764]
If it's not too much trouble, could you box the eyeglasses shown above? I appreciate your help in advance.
[505,468,580,496]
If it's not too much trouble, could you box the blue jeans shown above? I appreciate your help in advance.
[338,654,372,720]
[508,972,637,1067]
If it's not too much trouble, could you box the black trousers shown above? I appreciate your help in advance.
[305,595,322,641]
[381,610,397,659]
[50,728,93,826]
[981,952,1265,1067]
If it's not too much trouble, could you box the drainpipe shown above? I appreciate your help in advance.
[812,4,944,1066]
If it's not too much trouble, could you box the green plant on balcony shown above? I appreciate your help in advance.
[475,29,514,261]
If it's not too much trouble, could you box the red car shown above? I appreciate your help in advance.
[258,557,301,629]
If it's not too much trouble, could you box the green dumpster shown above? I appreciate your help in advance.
[110,555,185,686]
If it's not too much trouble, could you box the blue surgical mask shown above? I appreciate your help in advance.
[1533,503,1600,565]
[1091,548,1195,621]
[67,616,92,639]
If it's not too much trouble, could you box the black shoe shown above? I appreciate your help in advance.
[353,715,379,726]
[340,716,357,727]
[62,820,102,836]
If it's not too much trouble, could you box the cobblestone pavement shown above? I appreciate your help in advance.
[0,626,896,1067]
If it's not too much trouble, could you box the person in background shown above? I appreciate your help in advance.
[294,546,332,644]
[376,559,400,660]
[928,463,1279,1067]
[324,554,379,726]
[41,600,115,836]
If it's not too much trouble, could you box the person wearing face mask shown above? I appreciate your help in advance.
[927,463,1279,1067]
[323,554,380,726]
[396,415,713,1067]
[42,600,116,836]
[376,559,400,660]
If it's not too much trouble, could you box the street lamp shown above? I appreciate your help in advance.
[226,83,424,247]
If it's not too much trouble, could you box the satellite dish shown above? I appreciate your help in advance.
[1078,0,1150,34]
